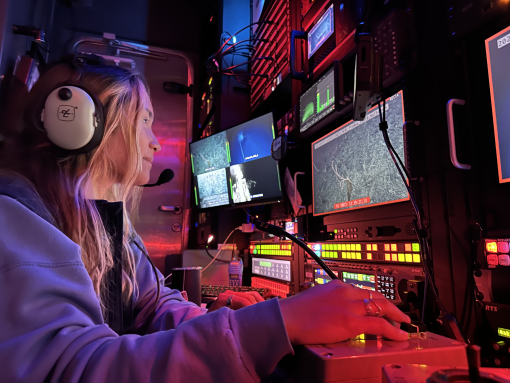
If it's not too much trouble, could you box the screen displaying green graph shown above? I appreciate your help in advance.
[300,66,335,133]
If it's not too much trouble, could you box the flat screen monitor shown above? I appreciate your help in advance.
[312,90,408,216]
[252,257,291,282]
[299,61,347,137]
[486,26,510,183]
[190,113,282,209]
[308,4,335,59]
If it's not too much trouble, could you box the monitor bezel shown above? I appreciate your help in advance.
[311,90,409,217]
[190,112,283,211]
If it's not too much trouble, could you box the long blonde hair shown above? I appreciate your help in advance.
[1,63,150,312]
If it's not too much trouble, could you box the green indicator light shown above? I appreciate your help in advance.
[499,328,510,339]
[334,229,338,233]
[226,142,231,163]
[208,77,213,85]
[194,187,198,206]
[317,93,321,113]
[277,163,281,191]
[260,261,271,267]
[272,125,275,140]
[229,178,233,199]
[327,88,330,105]
[412,243,420,252]
[191,154,195,174]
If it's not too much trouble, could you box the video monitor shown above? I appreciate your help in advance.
[252,257,291,282]
[486,26,510,183]
[315,269,375,291]
[308,4,335,59]
[190,113,282,210]
[312,90,408,216]
[299,61,346,137]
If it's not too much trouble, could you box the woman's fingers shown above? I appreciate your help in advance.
[243,291,265,303]
[353,316,409,341]
[223,291,258,305]
[230,295,254,310]
[354,298,411,324]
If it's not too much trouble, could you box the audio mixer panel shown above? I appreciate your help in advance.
[249,240,299,297]
[304,259,424,302]
[307,240,422,265]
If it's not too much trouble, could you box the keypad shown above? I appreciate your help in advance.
[377,275,396,300]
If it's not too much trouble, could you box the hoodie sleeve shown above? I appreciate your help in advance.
[127,233,207,334]
[0,195,294,383]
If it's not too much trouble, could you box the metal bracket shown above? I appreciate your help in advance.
[446,99,471,170]
[159,205,182,215]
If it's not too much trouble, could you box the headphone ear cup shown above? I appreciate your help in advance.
[41,85,104,153]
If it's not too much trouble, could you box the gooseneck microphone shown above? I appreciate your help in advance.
[142,169,174,187]
[255,222,339,281]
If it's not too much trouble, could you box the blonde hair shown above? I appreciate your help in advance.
[1,63,150,312]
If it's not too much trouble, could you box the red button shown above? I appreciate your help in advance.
[497,242,509,253]
[487,254,499,266]
[499,254,510,266]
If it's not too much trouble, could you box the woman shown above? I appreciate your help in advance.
[0,62,410,382]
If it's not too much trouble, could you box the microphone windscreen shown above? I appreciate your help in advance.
[157,169,174,185]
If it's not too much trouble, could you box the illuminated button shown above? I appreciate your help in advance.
[356,244,361,251]
[354,228,358,232]
[367,244,372,251]
[367,253,372,260]
[390,283,395,288]
[341,235,344,239]
[404,244,412,252]
[391,244,397,251]
[373,244,378,251]
[498,242,510,253]
[487,254,498,266]
[354,234,358,239]
[384,244,390,251]
[385,254,391,261]
[398,253,405,262]
[334,229,338,234]
[346,244,351,251]
[412,243,420,252]
[391,254,398,262]
[413,253,421,263]
[390,295,395,300]
[487,242,498,253]
[499,254,510,266]
[405,254,413,263]
[342,252,346,258]
[356,253,362,260]
[377,276,381,279]
[389,277,394,282]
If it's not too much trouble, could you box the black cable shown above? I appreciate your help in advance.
[215,20,271,57]
[205,246,231,263]
[222,56,274,71]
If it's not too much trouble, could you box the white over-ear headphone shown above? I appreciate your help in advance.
[37,58,106,154]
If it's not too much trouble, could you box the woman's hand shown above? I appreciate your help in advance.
[207,290,264,312]
[279,280,411,345]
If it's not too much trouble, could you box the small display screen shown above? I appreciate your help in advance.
[308,4,335,59]
[300,65,336,133]
[314,268,339,284]
[314,269,375,291]
[252,257,291,282]
[312,91,408,216]
[190,113,282,209]
[486,26,510,183]
[342,271,376,291]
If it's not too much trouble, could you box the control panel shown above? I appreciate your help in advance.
[248,240,299,298]
[305,260,424,303]
[483,238,510,268]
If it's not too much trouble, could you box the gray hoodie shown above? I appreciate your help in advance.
[0,179,293,382]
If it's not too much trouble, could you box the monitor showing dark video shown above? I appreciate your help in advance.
[190,112,282,209]
[312,91,408,216]
[486,26,510,183]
